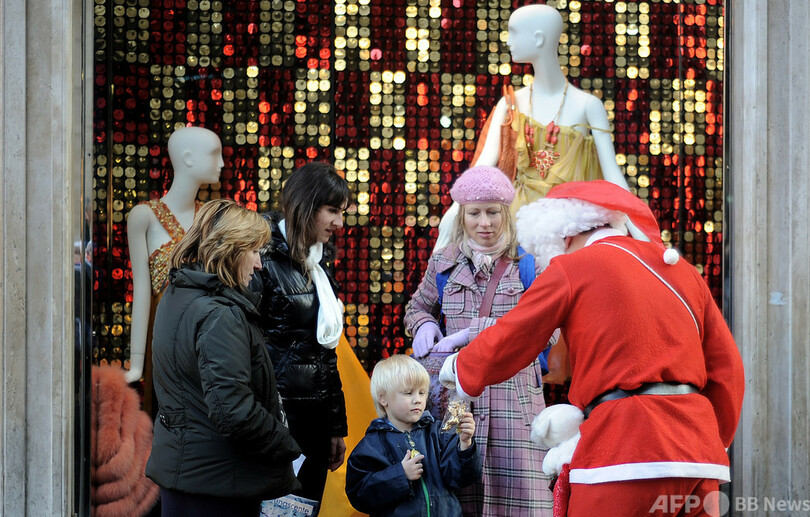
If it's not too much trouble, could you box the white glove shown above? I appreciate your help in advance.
[433,328,470,353]
[412,321,443,358]
[438,353,478,402]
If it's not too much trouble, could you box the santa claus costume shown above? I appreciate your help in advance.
[442,180,744,516]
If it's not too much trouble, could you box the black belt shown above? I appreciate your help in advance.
[583,382,698,419]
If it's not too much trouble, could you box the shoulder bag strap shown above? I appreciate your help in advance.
[478,258,510,319]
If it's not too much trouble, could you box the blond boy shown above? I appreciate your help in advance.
[345,355,482,517]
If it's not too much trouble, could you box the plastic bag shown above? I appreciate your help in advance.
[440,392,469,434]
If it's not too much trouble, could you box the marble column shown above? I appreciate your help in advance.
[729,0,810,510]
[0,0,86,514]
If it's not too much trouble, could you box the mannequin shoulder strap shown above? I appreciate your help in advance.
[502,84,517,125]
[146,199,186,240]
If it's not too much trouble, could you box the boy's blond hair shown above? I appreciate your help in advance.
[370,355,430,418]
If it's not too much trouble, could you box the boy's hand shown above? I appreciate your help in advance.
[401,450,425,481]
[457,412,475,451]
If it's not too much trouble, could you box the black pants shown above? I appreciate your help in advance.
[159,488,261,517]
[290,430,331,505]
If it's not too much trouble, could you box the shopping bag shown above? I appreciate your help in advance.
[261,494,319,517]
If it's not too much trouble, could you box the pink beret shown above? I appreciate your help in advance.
[449,166,515,205]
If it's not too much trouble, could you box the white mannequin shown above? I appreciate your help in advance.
[125,126,224,384]
[434,4,644,251]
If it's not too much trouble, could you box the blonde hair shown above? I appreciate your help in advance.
[451,202,520,261]
[169,199,271,289]
[370,355,430,419]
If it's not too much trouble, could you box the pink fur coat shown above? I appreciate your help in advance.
[91,366,159,517]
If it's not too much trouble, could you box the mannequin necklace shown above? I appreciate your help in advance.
[524,81,568,177]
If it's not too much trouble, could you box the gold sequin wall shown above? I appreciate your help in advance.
[92,0,725,371]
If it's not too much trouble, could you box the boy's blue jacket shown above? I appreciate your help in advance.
[345,413,482,517]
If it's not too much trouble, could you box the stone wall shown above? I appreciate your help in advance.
[729,0,810,510]
[0,0,85,514]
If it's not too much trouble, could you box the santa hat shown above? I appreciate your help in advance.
[516,180,679,269]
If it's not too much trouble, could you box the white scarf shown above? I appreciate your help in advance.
[466,234,508,279]
[279,220,343,349]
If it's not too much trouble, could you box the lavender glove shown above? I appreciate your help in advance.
[412,321,443,358]
[432,328,470,353]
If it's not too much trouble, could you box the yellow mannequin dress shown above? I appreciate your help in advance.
[510,111,604,213]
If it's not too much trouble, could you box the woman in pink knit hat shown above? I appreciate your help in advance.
[404,165,554,516]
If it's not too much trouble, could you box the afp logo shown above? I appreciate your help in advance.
[649,491,730,516]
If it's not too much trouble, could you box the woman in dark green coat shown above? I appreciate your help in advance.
[146,199,301,517]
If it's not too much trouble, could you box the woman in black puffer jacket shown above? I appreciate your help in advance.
[146,199,301,517]
[255,162,350,507]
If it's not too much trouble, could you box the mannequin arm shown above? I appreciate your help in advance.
[584,96,648,241]
[432,201,460,253]
[472,97,509,167]
[126,205,153,383]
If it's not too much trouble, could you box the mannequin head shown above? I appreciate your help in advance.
[507,4,563,63]
[167,126,224,185]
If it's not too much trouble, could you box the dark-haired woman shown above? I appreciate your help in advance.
[255,162,350,508]
[146,199,301,517]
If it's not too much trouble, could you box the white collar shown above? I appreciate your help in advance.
[584,227,627,248]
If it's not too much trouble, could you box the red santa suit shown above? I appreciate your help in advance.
[451,181,745,516]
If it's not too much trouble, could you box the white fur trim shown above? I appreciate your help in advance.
[516,198,628,270]
[439,353,478,402]
[455,377,476,402]
[569,462,731,484]
[584,227,627,247]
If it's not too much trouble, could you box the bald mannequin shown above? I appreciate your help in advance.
[125,126,223,385]
[434,4,644,251]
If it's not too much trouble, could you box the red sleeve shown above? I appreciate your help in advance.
[456,261,572,396]
[700,290,745,447]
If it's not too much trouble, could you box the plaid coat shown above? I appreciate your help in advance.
[405,244,553,516]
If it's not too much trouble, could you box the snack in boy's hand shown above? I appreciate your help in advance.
[442,398,469,433]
